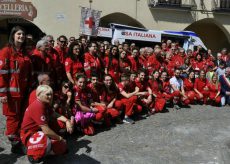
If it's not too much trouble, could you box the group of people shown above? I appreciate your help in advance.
[0,25,230,163]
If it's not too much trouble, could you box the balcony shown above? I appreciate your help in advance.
[148,0,196,10]
[212,0,230,12]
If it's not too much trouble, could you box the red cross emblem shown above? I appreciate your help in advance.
[85,17,95,28]
[29,131,44,144]
[32,133,41,142]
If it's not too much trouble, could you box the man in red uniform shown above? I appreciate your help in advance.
[194,70,209,104]
[118,73,141,124]
[128,47,140,72]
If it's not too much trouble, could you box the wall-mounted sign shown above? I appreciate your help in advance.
[0,0,37,21]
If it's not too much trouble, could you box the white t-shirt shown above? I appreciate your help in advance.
[169,76,183,93]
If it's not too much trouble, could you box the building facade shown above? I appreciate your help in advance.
[0,0,229,53]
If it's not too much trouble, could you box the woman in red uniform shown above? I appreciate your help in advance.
[20,85,73,163]
[192,53,206,71]
[149,71,166,113]
[73,74,101,135]
[207,74,221,106]
[101,74,123,122]
[194,70,209,104]
[119,50,132,74]
[183,71,196,104]
[104,45,120,84]
[65,42,84,84]
[84,42,104,80]
[0,26,30,153]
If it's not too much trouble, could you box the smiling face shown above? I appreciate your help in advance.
[72,45,80,56]
[104,75,112,87]
[62,83,70,94]
[14,30,25,45]
[38,90,53,105]
[76,77,85,89]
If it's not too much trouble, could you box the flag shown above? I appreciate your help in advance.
[80,7,101,36]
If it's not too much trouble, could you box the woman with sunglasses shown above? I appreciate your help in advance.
[65,42,84,84]
[53,81,75,132]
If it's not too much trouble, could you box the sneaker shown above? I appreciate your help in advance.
[174,105,181,110]
[11,141,26,155]
[123,116,135,124]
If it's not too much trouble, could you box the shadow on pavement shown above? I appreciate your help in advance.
[44,136,101,163]
[0,147,4,152]
[0,153,22,163]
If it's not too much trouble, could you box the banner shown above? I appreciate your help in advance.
[112,28,161,44]
[80,7,101,36]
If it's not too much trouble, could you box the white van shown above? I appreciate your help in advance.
[97,23,207,51]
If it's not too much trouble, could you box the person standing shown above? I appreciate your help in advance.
[0,26,29,153]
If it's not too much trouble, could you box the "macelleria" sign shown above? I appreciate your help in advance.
[0,0,37,21]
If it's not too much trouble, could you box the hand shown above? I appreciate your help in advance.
[0,96,7,103]
[67,91,72,99]
[66,120,74,134]
[92,107,98,113]
[199,93,203,99]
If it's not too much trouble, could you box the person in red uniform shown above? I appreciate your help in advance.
[149,70,167,113]
[139,47,149,71]
[194,70,209,104]
[128,47,140,72]
[30,40,55,88]
[29,73,51,105]
[117,73,141,124]
[119,50,132,74]
[54,35,68,64]
[84,42,104,81]
[0,26,30,153]
[65,42,84,84]
[172,48,186,68]
[53,81,75,132]
[73,74,98,135]
[100,74,123,123]
[87,73,107,125]
[147,48,162,76]
[207,74,221,106]
[130,70,152,115]
[183,71,196,104]
[20,85,73,163]
[104,45,120,84]
[192,53,206,71]
[160,71,173,104]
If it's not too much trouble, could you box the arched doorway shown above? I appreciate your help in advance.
[100,12,145,28]
[0,17,44,49]
[185,18,230,54]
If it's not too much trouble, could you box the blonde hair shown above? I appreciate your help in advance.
[36,85,53,97]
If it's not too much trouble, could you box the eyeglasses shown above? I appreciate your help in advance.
[63,85,69,89]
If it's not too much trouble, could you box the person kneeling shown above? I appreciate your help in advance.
[20,85,73,163]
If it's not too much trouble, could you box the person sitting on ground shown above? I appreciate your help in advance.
[20,85,73,163]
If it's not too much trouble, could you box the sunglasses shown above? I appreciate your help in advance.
[63,85,69,89]
[60,40,66,43]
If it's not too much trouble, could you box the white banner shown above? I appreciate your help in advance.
[80,7,101,36]
[97,27,112,38]
[112,29,161,43]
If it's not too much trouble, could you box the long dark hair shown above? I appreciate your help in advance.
[108,45,119,69]
[8,26,26,54]
[67,41,83,63]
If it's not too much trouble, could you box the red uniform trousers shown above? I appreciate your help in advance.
[185,91,196,104]
[94,105,106,121]
[2,97,21,137]
[120,96,142,116]
[154,97,166,112]
[195,90,209,104]
[209,92,221,105]
[172,90,190,105]
[106,100,123,118]
[20,131,67,161]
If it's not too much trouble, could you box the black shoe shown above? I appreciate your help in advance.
[28,155,43,163]
[11,141,26,155]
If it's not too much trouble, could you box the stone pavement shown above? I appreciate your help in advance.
[1,105,230,164]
